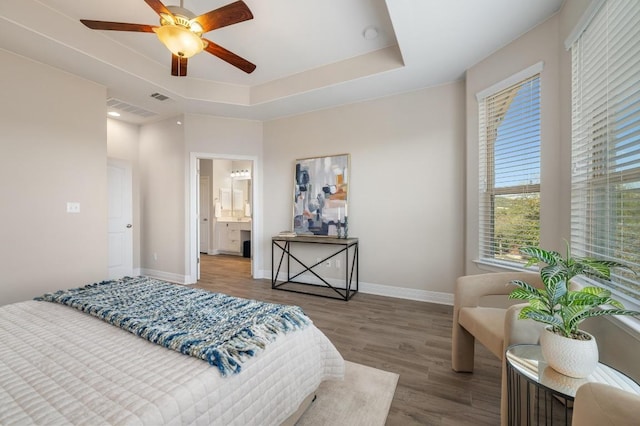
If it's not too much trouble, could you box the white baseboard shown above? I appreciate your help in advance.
[139,268,454,305]
[258,269,453,306]
[359,282,453,305]
[140,268,190,285]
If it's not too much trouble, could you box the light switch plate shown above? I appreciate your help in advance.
[66,202,80,213]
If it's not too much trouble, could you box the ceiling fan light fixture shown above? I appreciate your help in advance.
[154,25,204,58]
[80,0,255,76]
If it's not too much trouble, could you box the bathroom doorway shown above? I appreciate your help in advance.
[188,153,259,283]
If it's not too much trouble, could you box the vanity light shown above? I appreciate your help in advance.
[231,169,251,179]
[108,111,121,117]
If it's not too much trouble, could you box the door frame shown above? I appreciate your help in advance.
[187,152,260,284]
[199,175,211,254]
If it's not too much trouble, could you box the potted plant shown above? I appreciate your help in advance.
[509,245,640,378]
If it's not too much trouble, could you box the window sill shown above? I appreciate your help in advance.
[473,258,536,273]
[603,314,640,342]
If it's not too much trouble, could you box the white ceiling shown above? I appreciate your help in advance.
[0,0,563,124]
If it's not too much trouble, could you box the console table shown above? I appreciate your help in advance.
[505,344,640,425]
[271,236,358,301]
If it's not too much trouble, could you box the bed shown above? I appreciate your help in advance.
[0,277,344,425]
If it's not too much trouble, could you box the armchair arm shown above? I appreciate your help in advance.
[452,271,542,373]
[572,383,640,426]
[455,272,542,309]
[503,302,545,349]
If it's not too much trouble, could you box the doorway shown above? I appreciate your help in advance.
[199,175,210,253]
[188,152,260,284]
[107,158,133,279]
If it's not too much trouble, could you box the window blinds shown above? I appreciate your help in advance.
[571,0,640,302]
[479,74,541,264]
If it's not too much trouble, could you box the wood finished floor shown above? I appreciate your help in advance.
[195,254,502,425]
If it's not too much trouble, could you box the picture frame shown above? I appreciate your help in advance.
[292,153,350,236]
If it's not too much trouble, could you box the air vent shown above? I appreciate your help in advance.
[150,92,170,101]
[106,98,157,118]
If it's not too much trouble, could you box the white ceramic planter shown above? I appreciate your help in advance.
[540,327,598,378]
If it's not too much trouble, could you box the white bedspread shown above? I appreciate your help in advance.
[0,300,344,425]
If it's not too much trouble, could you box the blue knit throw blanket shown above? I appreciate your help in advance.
[36,276,310,376]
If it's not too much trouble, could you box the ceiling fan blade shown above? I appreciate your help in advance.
[144,0,173,17]
[81,20,156,32]
[194,1,253,33]
[171,55,188,77]
[203,39,256,74]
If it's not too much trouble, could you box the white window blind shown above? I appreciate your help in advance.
[571,0,640,303]
[479,74,541,265]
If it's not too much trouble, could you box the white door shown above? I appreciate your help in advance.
[199,176,210,253]
[108,159,133,279]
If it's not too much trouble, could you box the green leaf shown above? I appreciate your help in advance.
[563,290,602,307]
[540,265,567,288]
[562,305,591,334]
[529,298,549,312]
[520,307,562,327]
[510,280,542,295]
[539,271,567,306]
[570,288,626,309]
[509,288,535,300]
[520,247,559,266]
[570,309,640,331]
[604,298,625,309]
[578,286,611,298]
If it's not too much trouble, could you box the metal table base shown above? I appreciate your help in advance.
[271,236,358,301]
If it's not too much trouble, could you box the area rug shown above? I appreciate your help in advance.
[297,361,399,426]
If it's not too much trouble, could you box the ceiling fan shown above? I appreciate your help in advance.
[80,0,256,77]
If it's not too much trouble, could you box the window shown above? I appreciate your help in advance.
[570,0,640,303]
[478,69,541,265]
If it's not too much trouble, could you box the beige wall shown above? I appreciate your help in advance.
[184,113,263,156]
[107,119,141,271]
[138,117,186,279]
[0,50,108,305]
[263,82,466,296]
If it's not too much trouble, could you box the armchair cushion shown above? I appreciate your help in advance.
[458,307,506,359]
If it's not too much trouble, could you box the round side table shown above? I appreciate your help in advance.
[505,344,640,425]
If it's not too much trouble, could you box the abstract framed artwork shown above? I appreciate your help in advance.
[293,154,349,236]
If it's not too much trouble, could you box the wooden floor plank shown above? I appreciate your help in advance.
[194,254,501,425]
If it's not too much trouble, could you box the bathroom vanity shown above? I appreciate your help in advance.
[216,219,251,256]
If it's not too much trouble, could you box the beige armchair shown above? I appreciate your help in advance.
[572,382,640,425]
[452,271,545,425]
